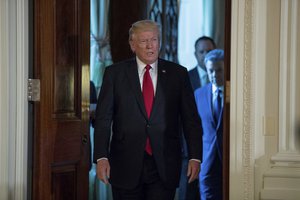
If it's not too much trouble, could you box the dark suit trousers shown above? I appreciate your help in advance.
[112,153,176,200]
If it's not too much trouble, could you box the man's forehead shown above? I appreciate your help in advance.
[207,60,224,67]
[134,30,158,35]
[132,32,157,40]
[197,40,214,48]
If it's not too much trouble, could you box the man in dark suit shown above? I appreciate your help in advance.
[189,36,216,91]
[194,49,224,200]
[93,20,202,200]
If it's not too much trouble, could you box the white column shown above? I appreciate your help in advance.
[0,0,10,199]
[15,0,29,199]
[275,0,300,156]
[0,0,28,199]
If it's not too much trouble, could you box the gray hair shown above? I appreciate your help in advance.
[204,49,224,65]
[128,20,161,41]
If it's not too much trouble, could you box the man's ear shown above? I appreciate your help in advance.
[129,40,135,53]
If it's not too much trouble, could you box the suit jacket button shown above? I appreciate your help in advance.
[146,124,150,128]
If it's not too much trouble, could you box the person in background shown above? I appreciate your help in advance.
[194,49,224,200]
[90,80,97,128]
[189,36,216,91]
[88,80,99,199]
[177,36,216,200]
[93,20,202,200]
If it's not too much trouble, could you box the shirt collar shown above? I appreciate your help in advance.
[136,56,157,73]
[212,84,224,94]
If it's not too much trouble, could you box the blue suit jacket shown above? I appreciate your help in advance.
[194,83,223,178]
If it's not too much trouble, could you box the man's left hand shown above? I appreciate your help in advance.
[187,160,201,183]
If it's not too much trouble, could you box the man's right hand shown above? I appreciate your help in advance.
[96,159,110,184]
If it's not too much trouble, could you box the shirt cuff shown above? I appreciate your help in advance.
[189,159,201,164]
[97,157,108,162]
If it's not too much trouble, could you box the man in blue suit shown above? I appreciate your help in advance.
[178,37,216,200]
[194,49,224,200]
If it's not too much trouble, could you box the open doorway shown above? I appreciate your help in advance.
[89,0,229,199]
[89,0,112,199]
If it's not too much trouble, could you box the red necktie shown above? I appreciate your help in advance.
[142,65,154,155]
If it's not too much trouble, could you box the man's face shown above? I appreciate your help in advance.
[194,40,215,68]
[206,60,224,87]
[129,30,160,64]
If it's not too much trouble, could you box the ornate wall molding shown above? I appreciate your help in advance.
[242,0,254,199]
[230,0,255,199]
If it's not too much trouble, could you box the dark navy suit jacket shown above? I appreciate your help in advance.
[93,58,202,190]
[188,66,209,92]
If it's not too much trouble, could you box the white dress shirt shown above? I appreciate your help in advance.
[136,56,158,94]
[212,84,224,107]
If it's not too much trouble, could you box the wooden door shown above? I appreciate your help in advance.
[223,1,231,200]
[33,0,90,199]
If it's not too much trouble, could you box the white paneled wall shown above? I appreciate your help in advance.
[231,0,300,199]
[261,0,300,199]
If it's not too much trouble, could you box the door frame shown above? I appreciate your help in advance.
[0,0,30,199]
[1,0,233,199]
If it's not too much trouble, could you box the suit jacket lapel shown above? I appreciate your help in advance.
[216,106,224,128]
[206,83,217,125]
[125,60,148,119]
[149,60,166,120]
[191,67,201,89]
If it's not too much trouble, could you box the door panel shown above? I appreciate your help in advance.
[33,0,90,199]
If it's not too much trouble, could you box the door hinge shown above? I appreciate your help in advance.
[225,80,230,103]
[28,79,40,102]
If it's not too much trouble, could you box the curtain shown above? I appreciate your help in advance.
[90,0,112,199]
[177,0,225,69]
[201,0,225,48]
[90,0,112,93]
